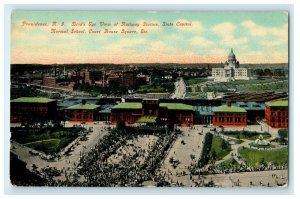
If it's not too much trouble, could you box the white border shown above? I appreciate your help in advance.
[1,1,299,198]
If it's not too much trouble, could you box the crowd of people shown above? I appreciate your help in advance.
[73,127,179,186]
[190,161,288,176]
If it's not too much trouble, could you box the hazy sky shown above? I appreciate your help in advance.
[11,11,288,64]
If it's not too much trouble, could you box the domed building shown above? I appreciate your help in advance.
[210,49,252,82]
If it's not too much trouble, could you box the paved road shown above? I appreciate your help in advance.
[159,126,209,178]
[171,78,186,99]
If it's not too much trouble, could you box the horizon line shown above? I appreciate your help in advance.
[11,62,289,65]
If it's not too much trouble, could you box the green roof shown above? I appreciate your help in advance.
[137,116,157,123]
[159,103,194,111]
[266,100,288,107]
[213,106,246,113]
[66,103,100,110]
[112,103,142,109]
[11,97,55,103]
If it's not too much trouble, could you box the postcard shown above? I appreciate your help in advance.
[10,10,288,187]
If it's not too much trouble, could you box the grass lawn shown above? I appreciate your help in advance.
[203,79,288,92]
[26,137,74,154]
[209,135,231,163]
[11,127,83,155]
[187,78,208,85]
[239,147,288,166]
[216,157,240,169]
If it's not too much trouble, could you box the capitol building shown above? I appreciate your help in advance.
[210,49,252,82]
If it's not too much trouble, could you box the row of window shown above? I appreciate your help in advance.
[215,117,245,123]
[71,113,93,119]
[270,118,288,123]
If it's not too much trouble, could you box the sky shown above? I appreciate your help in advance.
[11,11,288,64]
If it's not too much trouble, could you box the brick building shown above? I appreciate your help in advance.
[265,100,288,128]
[83,71,102,84]
[65,102,100,122]
[43,77,57,87]
[10,97,57,123]
[120,71,137,88]
[213,104,247,127]
[110,99,194,126]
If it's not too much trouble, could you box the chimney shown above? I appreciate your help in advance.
[227,101,231,107]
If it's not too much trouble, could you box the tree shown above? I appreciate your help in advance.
[210,149,217,160]
[221,139,228,150]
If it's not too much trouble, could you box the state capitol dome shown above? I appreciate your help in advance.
[228,48,236,61]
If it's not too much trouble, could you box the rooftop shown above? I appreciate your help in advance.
[11,97,55,103]
[137,116,157,123]
[266,100,288,107]
[159,103,194,111]
[213,105,246,113]
[112,103,142,109]
[66,103,100,110]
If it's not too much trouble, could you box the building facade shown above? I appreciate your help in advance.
[65,102,100,122]
[110,99,194,126]
[43,77,57,87]
[213,104,247,126]
[10,97,57,123]
[210,49,251,82]
[265,100,288,128]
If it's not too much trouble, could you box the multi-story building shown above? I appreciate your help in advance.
[65,101,100,122]
[213,103,247,126]
[83,70,102,84]
[43,77,57,87]
[10,97,57,123]
[265,100,288,128]
[210,49,252,82]
[110,99,194,126]
[120,71,136,88]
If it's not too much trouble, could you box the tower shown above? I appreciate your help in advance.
[228,48,237,66]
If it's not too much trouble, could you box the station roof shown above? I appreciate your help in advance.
[99,105,113,113]
[11,97,55,103]
[194,106,213,116]
[66,103,100,110]
[266,100,288,107]
[137,116,157,123]
[112,102,142,109]
[213,105,246,113]
[159,103,194,111]
[228,101,265,111]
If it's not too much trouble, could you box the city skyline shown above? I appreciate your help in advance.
[11,11,288,64]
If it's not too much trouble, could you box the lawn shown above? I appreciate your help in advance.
[198,134,231,167]
[11,127,83,154]
[26,137,74,154]
[186,78,208,85]
[216,157,240,169]
[239,147,288,166]
[202,79,288,93]
[209,135,231,163]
